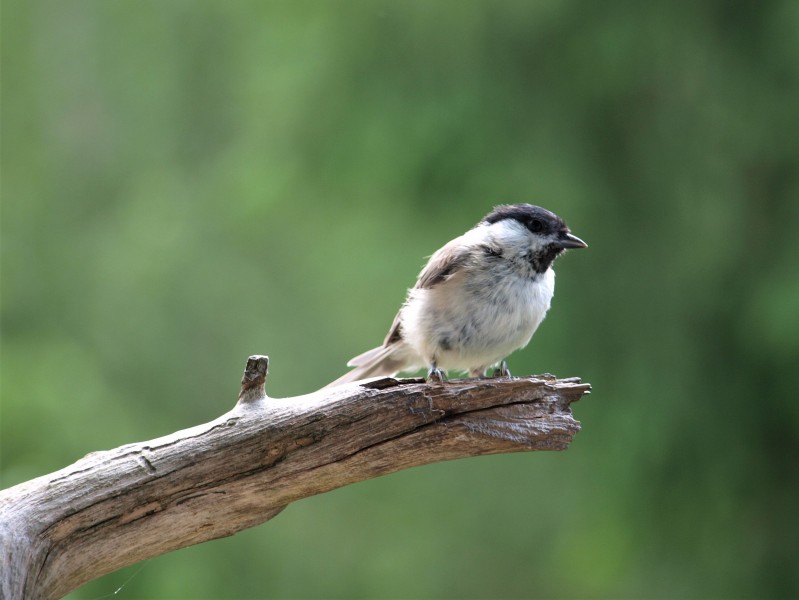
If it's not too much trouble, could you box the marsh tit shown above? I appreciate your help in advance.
[326,204,586,387]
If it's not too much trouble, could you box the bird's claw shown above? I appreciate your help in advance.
[427,366,447,383]
[493,360,512,378]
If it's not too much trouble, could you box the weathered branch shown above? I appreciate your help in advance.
[0,356,590,600]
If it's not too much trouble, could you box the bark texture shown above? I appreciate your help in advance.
[0,356,590,600]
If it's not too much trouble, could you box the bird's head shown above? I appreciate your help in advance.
[480,204,587,274]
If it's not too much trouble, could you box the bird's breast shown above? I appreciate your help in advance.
[401,268,555,369]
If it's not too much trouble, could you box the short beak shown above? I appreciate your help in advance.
[555,232,588,249]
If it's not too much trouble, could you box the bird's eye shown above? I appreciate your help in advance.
[528,218,544,233]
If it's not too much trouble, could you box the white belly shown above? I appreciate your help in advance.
[400,268,555,373]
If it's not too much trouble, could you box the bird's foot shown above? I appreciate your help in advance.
[426,366,447,383]
[493,360,512,378]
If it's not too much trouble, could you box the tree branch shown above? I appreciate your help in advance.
[0,356,590,600]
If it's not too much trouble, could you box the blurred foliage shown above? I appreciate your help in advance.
[2,0,798,598]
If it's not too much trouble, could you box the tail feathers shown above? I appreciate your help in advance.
[324,345,411,389]
[346,345,387,368]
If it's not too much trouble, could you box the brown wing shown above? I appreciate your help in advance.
[416,239,474,289]
[382,241,474,346]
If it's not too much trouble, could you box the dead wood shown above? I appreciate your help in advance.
[0,356,590,599]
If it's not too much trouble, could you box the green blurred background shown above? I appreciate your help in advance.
[2,1,798,598]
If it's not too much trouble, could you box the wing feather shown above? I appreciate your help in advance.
[381,240,474,346]
[330,234,487,388]
[415,241,472,289]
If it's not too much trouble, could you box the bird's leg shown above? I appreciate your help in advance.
[493,360,512,378]
[426,361,446,383]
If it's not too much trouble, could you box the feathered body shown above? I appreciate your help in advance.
[327,204,585,387]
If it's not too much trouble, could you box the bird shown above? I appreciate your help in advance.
[326,204,586,388]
